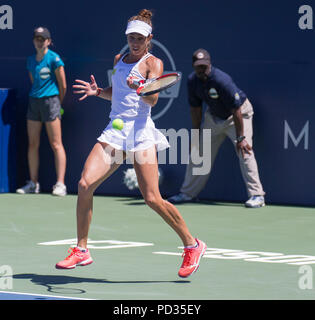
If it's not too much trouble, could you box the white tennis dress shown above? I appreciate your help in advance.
[97,53,170,152]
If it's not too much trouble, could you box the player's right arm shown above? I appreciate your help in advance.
[73,75,109,101]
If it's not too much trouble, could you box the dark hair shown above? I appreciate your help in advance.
[128,9,153,27]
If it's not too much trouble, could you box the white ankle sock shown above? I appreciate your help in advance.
[185,242,198,249]
[77,246,87,252]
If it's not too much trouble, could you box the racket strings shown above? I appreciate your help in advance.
[141,75,178,93]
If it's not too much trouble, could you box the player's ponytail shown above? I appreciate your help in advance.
[129,9,153,27]
[137,9,153,24]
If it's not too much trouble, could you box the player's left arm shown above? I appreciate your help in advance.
[142,57,164,106]
[55,66,67,104]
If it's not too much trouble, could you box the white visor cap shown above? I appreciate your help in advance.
[125,20,152,37]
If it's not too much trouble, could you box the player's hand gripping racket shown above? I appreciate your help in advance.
[136,73,181,96]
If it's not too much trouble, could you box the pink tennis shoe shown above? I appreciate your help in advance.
[55,247,93,269]
[178,238,207,278]
[55,241,206,278]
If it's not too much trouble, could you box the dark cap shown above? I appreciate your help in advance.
[192,48,211,67]
[33,27,51,39]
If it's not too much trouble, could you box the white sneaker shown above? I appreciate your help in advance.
[52,182,67,196]
[16,181,40,194]
[245,196,265,208]
[167,193,194,204]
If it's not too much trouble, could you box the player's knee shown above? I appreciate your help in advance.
[78,177,91,195]
[144,193,162,209]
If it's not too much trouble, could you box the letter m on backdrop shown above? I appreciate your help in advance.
[284,120,309,150]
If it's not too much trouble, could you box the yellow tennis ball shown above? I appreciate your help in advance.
[112,118,124,130]
[60,108,64,116]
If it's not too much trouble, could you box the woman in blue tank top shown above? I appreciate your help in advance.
[56,10,206,278]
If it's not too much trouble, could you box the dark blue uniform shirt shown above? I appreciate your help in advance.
[187,66,247,120]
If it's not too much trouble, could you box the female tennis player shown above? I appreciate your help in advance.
[16,27,67,196]
[55,9,206,278]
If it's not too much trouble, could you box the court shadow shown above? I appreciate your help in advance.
[13,273,189,295]
[171,199,244,207]
[116,196,244,207]
[115,196,143,202]
[195,200,244,207]
[115,197,146,206]
[125,201,146,206]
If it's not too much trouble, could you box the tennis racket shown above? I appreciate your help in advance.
[136,73,181,96]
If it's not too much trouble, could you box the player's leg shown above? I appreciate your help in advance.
[133,146,194,246]
[133,146,206,277]
[56,142,124,269]
[76,142,125,248]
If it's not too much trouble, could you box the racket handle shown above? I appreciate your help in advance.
[128,76,142,87]
[132,79,143,86]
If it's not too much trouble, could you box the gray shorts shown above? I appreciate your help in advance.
[27,96,61,122]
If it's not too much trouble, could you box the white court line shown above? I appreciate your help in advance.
[0,290,94,300]
[153,247,315,265]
